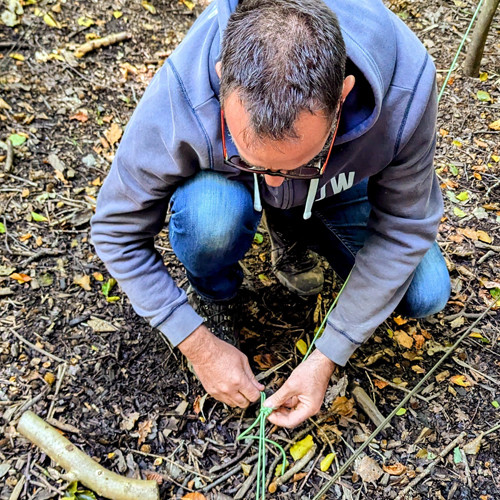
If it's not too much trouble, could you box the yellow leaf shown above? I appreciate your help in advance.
[488,120,500,131]
[477,230,492,243]
[73,274,91,291]
[393,315,408,326]
[43,12,61,28]
[491,155,499,162]
[77,16,94,27]
[450,374,471,387]
[113,10,123,18]
[181,0,195,10]
[452,140,462,147]
[479,72,488,82]
[10,53,25,61]
[469,332,484,339]
[320,452,336,472]
[290,435,314,461]
[141,0,157,14]
[296,339,308,356]
[44,372,56,385]
[274,459,289,477]
[105,122,123,146]
[93,272,104,281]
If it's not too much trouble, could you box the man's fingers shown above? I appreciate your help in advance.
[264,384,295,410]
[266,406,311,428]
[242,361,265,396]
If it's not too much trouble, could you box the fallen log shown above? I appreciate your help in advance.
[17,411,159,500]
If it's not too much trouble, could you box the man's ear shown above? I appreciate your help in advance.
[215,61,222,79]
[341,75,355,101]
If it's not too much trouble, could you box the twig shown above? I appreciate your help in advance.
[312,301,496,500]
[270,444,318,491]
[74,32,131,58]
[395,432,466,499]
[234,460,258,499]
[362,368,430,403]
[351,385,388,428]
[478,250,496,264]
[47,363,68,420]
[209,442,252,474]
[255,357,291,382]
[4,137,13,173]
[297,445,325,494]
[20,249,65,266]
[202,454,258,493]
[8,474,25,500]
[483,422,500,437]
[452,356,500,386]
[10,329,66,363]
[474,241,500,252]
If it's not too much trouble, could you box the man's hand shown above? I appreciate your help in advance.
[178,324,264,408]
[263,350,335,428]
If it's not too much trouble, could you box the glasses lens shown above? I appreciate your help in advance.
[226,156,321,179]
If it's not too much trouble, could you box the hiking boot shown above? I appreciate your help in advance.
[264,213,324,296]
[187,286,239,347]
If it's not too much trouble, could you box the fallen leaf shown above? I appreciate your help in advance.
[10,53,24,61]
[355,456,383,483]
[105,122,123,146]
[456,191,469,201]
[19,233,32,242]
[413,334,426,350]
[320,452,336,472]
[477,90,491,102]
[9,133,27,146]
[86,317,117,332]
[435,370,450,383]
[70,110,89,122]
[31,211,48,222]
[383,463,407,476]
[412,365,425,374]
[374,379,389,390]
[330,396,355,417]
[43,12,61,28]
[253,353,275,369]
[137,419,153,446]
[141,0,157,14]
[394,330,413,349]
[93,272,104,281]
[296,339,308,356]
[453,207,466,218]
[10,273,32,284]
[120,411,140,431]
[292,472,308,482]
[290,435,314,461]
[463,434,482,455]
[77,16,94,27]
[193,393,208,417]
[181,492,207,500]
[181,0,195,10]
[453,446,463,464]
[396,408,407,416]
[73,274,91,291]
[393,315,408,326]
[450,374,472,387]
[476,230,492,243]
[488,119,500,131]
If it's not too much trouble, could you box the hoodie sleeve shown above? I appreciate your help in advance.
[91,62,207,346]
[315,80,443,366]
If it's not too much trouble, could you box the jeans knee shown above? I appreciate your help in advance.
[169,171,260,276]
[399,282,450,318]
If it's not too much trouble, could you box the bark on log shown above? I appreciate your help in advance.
[463,0,500,76]
[17,411,159,500]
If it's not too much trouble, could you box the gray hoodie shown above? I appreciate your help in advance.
[91,0,443,366]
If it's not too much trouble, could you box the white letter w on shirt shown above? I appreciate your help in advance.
[316,171,355,201]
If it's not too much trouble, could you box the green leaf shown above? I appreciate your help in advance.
[39,272,54,287]
[490,288,500,299]
[31,211,48,222]
[106,296,120,302]
[427,451,437,460]
[453,207,466,218]
[9,133,27,146]
[453,446,463,464]
[492,400,499,409]
[449,164,459,176]
[65,482,78,496]
[477,90,491,102]
[456,191,469,202]
[396,408,407,416]
[0,222,5,234]
[253,232,264,244]
[76,491,97,500]
[446,190,459,203]
[101,278,117,297]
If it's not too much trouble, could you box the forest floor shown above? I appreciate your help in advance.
[0,0,499,499]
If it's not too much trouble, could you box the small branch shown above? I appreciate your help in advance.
[20,249,65,266]
[10,329,66,364]
[4,137,13,173]
[452,356,500,386]
[74,32,131,58]
[351,384,389,428]
[17,412,159,500]
[395,432,466,499]
[269,444,318,492]
[255,357,291,382]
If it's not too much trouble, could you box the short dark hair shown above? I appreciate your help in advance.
[220,0,346,141]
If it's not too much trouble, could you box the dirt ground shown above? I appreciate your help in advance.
[0,0,499,499]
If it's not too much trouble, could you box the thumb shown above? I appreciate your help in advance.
[242,362,265,392]
[263,382,295,409]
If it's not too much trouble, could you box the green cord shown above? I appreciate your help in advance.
[237,392,286,499]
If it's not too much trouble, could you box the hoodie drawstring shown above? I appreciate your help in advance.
[252,175,318,220]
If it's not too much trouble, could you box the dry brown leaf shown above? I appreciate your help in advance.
[19,233,32,242]
[73,274,91,291]
[87,317,117,332]
[412,365,425,374]
[463,434,482,455]
[69,110,89,122]
[145,471,163,485]
[355,456,383,483]
[181,493,207,500]
[476,230,492,243]
[413,334,426,350]
[488,119,500,131]
[374,379,389,390]
[105,122,123,146]
[394,330,413,349]
[137,419,153,446]
[253,353,276,369]
[383,463,407,476]
[393,315,408,326]
[435,370,450,383]
[457,227,478,240]
[330,396,355,417]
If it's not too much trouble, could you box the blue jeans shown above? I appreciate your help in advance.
[169,171,450,317]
